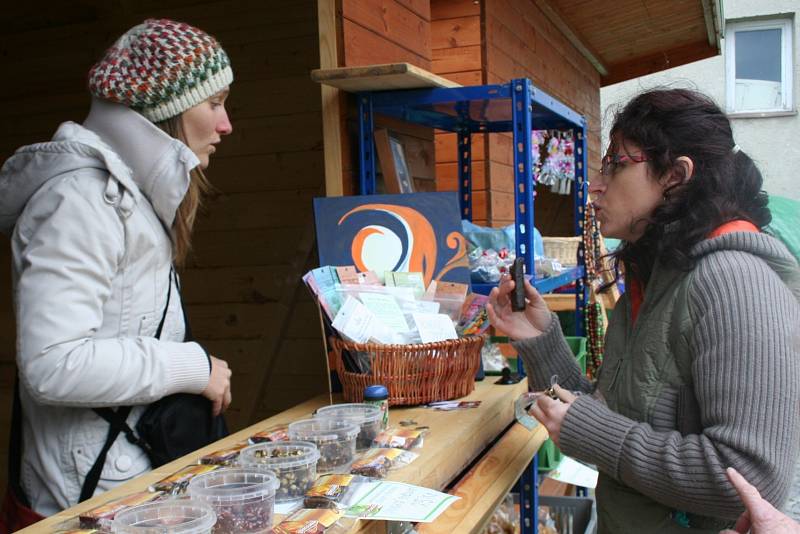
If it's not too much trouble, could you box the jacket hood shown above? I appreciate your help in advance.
[0,98,199,235]
[693,231,800,304]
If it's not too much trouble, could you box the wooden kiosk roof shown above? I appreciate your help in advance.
[535,0,724,86]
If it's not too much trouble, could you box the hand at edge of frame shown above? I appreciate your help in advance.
[719,467,800,534]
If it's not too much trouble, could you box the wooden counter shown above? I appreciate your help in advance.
[20,380,546,533]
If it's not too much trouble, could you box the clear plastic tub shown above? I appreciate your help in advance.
[110,499,216,534]
[287,418,359,474]
[238,441,320,503]
[314,403,383,451]
[187,468,279,534]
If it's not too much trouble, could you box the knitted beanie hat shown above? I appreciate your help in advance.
[88,19,233,122]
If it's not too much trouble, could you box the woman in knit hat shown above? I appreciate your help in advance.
[0,19,234,523]
[489,88,800,532]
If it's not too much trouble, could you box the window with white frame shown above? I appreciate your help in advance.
[726,18,794,113]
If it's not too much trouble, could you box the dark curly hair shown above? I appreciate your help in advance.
[607,88,771,282]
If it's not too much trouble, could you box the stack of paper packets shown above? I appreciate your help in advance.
[303,266,490,345]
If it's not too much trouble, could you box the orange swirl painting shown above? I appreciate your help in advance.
[313,192,470,286]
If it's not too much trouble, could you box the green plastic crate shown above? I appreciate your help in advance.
[565,336,587,374]
[537,436,563,471]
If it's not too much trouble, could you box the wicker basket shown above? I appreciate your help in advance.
[329,336,484,406]
[543,236,581,266]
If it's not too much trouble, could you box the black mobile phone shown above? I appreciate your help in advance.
[511,257,526,311]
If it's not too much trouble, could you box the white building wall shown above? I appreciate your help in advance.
[601,0,800,200]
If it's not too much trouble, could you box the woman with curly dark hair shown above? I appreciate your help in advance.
[489,88,800,533]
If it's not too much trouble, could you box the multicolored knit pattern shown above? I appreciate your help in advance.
[88,19,233,122]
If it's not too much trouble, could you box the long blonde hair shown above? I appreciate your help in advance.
[156,115,214,267]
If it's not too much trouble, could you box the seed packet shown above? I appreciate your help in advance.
[79,491,163,528]
[372,428,425,450]
[249,425,290,443]
[273,508,343,533]
[350,448,419,478]
[427,400,482,411]
[303,474,368,509]
[198,442,249,466]
[150,464,220,494]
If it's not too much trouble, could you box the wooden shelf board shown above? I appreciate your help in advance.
[311,62,461,92]
[418,423,548,533]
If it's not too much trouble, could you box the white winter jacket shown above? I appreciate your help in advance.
[0,98,212,515]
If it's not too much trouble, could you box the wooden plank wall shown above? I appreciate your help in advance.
[0,0,328,489]
[340,0,435,195]
[430,0,489,225]
[484,0,602,235]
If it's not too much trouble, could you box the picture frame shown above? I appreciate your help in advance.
[374,128,414,194]
[312,192,471,287]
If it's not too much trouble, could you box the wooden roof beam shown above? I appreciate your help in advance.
[701,0,724,48]
[533,0,609,77]
[602,40,717,87]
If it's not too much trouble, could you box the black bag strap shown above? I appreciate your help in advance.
[82,266,175,501]
[174,271,193,342]
[154,266,174,340]
[79,405,133,502]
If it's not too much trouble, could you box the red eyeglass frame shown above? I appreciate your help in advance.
[600,153,650,176]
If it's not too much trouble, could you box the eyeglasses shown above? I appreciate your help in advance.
[600,152,650,176]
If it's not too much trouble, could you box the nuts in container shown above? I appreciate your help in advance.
[188,468,279,534]
[288,419,359,474]
[314,403,382,451]
[238,441,320,503]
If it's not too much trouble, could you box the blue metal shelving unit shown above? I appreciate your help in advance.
[356,78,589,534]
[357,78,588,330]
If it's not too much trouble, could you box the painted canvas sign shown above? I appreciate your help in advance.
[313,192,470,287]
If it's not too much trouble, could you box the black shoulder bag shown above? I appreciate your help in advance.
[80,267,228,501]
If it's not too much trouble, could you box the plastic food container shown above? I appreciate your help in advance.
[238,441,320,503]
[111,500,216,534]
[314,403,383,451]
[188,468,279,534]
[288,418,359,474]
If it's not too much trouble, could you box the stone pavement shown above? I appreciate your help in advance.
[783,458,800,521]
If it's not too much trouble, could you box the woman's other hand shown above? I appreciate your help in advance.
[529,385,576,447]
[203,355,232,416]
[487,274,552,340]
[720,467,800,534]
